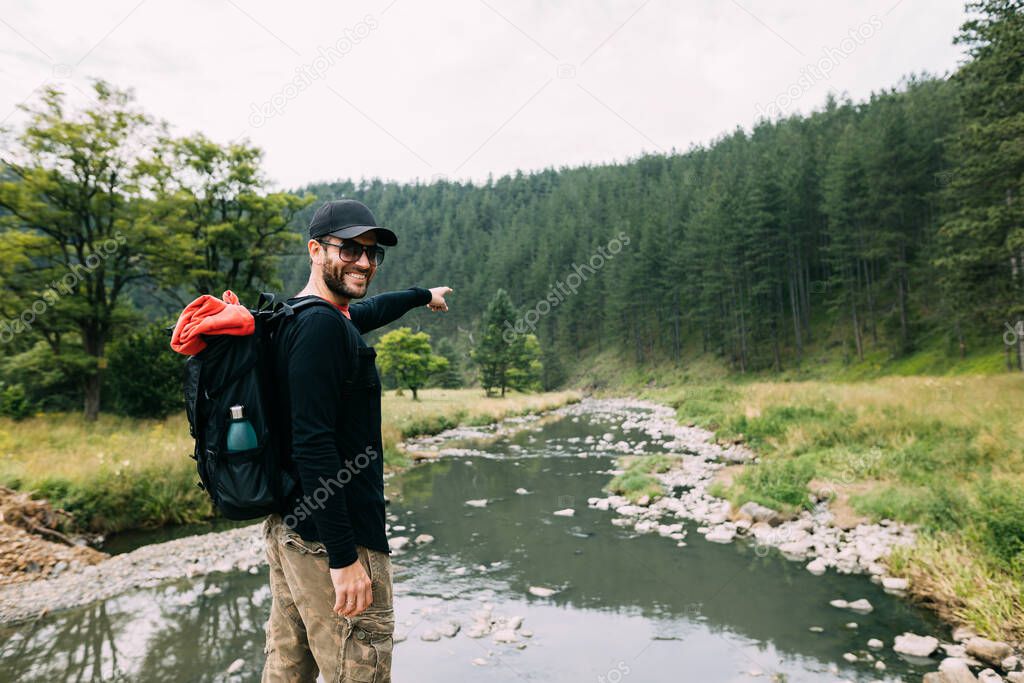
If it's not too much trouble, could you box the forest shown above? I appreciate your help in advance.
[0,0,1020,416]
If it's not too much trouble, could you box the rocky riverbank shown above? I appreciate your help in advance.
[0,522,266,625]
[0,406,571,626]
[552,397,1021,683]
[2,396,1020,681]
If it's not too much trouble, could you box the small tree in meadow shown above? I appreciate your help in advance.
[376,327,448,400]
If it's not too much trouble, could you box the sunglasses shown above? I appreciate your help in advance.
[317,238,386,266]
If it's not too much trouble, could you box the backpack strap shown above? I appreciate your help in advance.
[269,295,348,323]
[256,292,278,312]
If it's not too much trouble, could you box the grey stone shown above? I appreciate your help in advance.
[738,501,780,525]
[893,632,939,658]
[882,576,909,591]
[492,629,518,643]
[965,638,1013,668]
[953,626,978,642]
[705,526,736,544]
[938,657,982,683]
[806,557,827,575]
[847,598,874,614]
[437,620,461,638]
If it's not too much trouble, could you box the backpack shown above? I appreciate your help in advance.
[181,292,340,520]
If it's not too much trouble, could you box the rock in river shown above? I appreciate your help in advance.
[805,557,827,576]
[964,637,1013,668]
[893,632,939,658]
[847,598,874,614]
[705,526,736,544]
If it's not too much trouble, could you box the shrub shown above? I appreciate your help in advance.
[971,482,1024,573]
[106,323,184,418]
[739,455,817,511]
[0,382,32,420]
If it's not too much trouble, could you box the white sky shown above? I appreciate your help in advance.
[0,0,969,189]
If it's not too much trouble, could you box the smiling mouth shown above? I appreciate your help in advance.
[345,271,369,282]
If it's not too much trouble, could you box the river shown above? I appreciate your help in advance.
[0,400,945,682]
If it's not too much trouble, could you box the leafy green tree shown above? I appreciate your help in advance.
[0,82,171,419]
[0,82,310,419]
[376,327,448,400]
[145,134,311,305]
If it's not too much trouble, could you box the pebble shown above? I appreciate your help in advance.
[806,557,827,575]
[881,576,909,591]
[492,629,518,643]
[847,598,874,614]
[437,621,461,638]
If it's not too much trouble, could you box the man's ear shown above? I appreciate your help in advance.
[308,239,325,267]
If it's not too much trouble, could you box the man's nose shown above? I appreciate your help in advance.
[355,249,372,268]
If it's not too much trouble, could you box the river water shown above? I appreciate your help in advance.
[0,403,944,682]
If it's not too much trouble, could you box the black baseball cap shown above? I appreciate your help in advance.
[308,199,398,246]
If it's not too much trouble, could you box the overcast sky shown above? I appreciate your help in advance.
[1,0,968,189]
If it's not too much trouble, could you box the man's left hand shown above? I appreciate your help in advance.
[427,286,452,312]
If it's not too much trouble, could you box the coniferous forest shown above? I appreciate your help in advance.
[281,1,1022,384]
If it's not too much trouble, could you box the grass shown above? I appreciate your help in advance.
[644,373,1024,643]
[605,453,678,504]
[0,388,580,534]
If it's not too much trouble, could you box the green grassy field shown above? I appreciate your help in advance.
[642,374,1024,642]
[0,388,579,535]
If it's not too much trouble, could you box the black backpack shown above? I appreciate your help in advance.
[181,292,339,520]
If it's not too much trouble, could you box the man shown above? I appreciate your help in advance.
[262,198,451,682]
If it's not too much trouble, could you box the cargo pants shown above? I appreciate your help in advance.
[261,514,395,682]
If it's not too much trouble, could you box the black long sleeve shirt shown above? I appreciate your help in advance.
[273,287,432,568]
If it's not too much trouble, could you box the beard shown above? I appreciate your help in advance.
[322,259,373,299]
